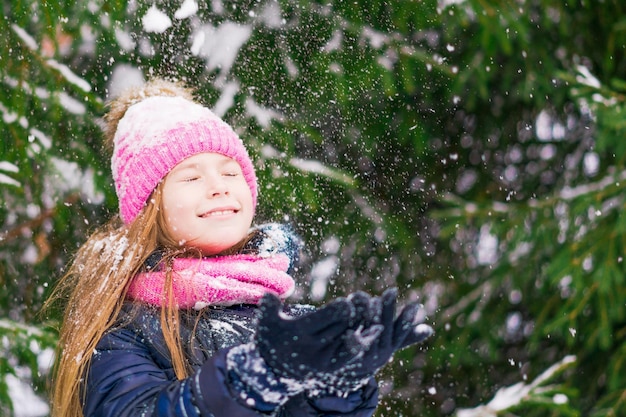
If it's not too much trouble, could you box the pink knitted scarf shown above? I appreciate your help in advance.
[126,254,295,309]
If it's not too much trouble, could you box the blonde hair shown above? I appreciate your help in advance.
[48,196,163,417]
[47,78,247,417]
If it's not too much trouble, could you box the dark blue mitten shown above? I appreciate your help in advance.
[225,289,433,409]
[255,293,362,377]
[300,289,433,394]
[225,295,361,410]
[333,288,434,389]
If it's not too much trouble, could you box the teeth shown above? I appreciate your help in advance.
[204,209,234,217]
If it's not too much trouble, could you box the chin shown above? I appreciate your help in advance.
[200,241,242,256]
[191,229,250,256]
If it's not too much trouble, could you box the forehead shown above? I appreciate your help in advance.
[171,152,237,170]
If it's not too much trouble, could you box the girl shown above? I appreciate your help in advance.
[48,78,433,417]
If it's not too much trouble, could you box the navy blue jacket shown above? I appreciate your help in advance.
[83,303,379,416]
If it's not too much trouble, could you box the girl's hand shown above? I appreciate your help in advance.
[224,294,363,410]
[254,288,434,394]
[255,293,360,378]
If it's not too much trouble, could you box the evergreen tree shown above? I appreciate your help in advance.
[1,0,624,415]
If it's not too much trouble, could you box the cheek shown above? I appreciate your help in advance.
[162,200,190,231]
[163,188,191,213]
[238,184,254,209]
[161,186,177,214]
[161,201,176,223]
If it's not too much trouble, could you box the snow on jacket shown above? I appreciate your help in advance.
[83,303,379,416]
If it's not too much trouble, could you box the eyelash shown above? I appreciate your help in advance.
[182,172,238,182]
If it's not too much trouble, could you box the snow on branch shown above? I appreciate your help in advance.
[439,167,626,218]
[456,355,576,417]
[263,147,382,226]
[289,157,356,187]
[45,59,91,92]
[0,318,46,336]
[11,24,38,50]
[558,168,626,201]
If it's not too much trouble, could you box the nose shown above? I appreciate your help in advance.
[206,174,229,197]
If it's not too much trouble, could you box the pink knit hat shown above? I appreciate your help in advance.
[111,95,258,224]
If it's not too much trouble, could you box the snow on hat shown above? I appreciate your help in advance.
[111,95,257,224]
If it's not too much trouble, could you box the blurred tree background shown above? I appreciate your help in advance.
[1,0,625,416]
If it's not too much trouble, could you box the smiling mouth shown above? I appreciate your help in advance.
[200,209,238,218]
